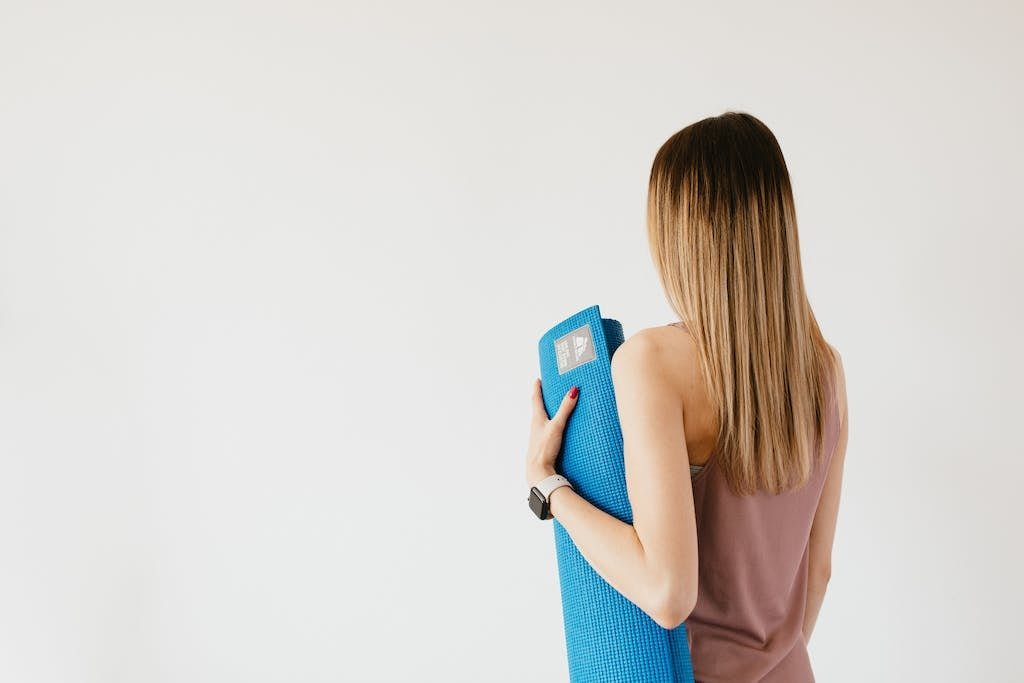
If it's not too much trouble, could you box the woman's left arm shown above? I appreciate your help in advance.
[525,329,699,630]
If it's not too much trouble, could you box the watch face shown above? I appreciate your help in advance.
[528,487,547,519]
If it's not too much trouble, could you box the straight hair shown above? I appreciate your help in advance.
[646,111,839,496]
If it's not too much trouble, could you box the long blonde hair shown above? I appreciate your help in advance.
[647,111,838,496]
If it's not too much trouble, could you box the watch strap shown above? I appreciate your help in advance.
[535,473,573,499]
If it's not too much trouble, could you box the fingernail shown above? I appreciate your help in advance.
[569,386,579,399]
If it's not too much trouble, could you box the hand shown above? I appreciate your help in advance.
[526,378,579,489]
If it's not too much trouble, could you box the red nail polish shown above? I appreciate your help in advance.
[569,386,579,399]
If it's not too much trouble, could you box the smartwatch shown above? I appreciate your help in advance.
[528,473,574,520]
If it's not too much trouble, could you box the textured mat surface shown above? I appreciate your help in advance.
[538,304,695,683]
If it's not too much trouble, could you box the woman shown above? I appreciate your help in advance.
[525,111,848,682]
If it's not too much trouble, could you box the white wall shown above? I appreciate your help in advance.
[1,1,1020,681]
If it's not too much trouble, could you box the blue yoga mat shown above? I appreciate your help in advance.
[538,304,695,683]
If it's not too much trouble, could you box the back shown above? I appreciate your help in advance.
[684,351,842,682]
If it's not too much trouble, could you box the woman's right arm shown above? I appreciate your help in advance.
[803,348,848,645]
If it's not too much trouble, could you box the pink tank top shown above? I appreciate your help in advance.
[683,354,841,682]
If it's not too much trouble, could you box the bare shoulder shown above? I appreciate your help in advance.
[826,342,847,428]
[610,324,694,385]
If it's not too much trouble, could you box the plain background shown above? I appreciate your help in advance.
[1,1,1021,681]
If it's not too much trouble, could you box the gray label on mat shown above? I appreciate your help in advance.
[554,323,597,375]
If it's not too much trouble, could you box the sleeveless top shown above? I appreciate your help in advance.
[669,323,841,682]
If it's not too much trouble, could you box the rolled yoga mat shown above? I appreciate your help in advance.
[537,304,695,683]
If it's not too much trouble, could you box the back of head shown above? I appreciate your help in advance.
[646,111,838,496]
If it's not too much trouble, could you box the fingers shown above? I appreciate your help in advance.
[532,379,580,430]
[548,385,579,432]
[531,378,548,421]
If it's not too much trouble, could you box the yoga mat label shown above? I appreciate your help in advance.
[554,323,597,374]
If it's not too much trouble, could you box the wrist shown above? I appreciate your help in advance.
[527,466,557,489]
[547,481,573,506]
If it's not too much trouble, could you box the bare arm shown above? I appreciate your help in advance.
[804,348,848,644]
[545,329,699,630]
